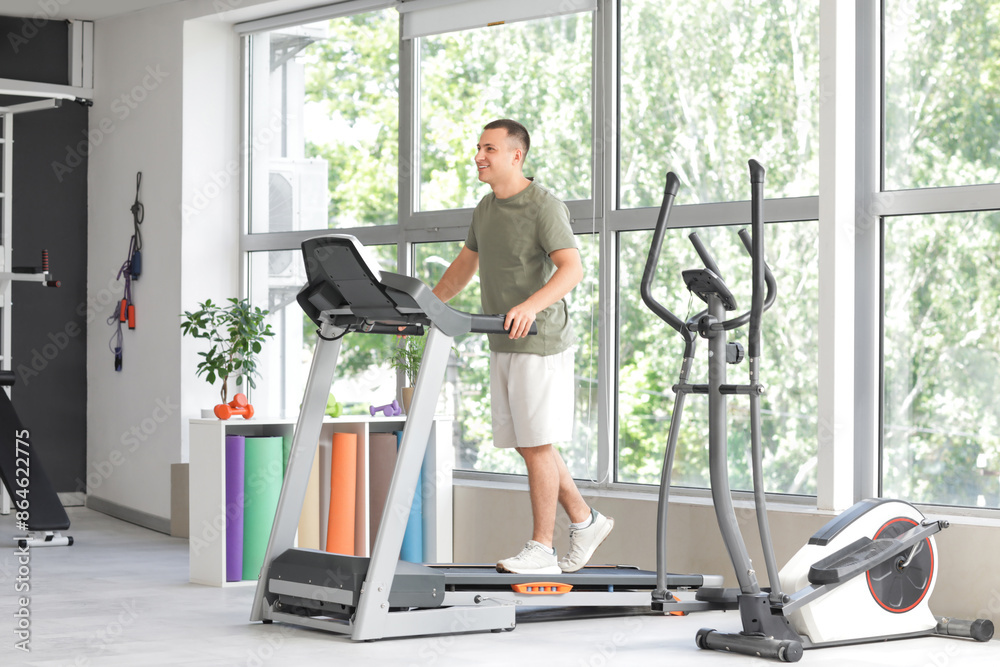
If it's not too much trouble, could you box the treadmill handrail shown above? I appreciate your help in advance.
[380,272,534,337]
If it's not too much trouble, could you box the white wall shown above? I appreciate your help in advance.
[87,4,191,526]
[85,0,321,526]
[179,17,244,441]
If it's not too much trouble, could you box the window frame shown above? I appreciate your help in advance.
[875,0,1000,514]
[236,0,1000,518]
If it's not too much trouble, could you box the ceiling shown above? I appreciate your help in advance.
[0,0,184,21]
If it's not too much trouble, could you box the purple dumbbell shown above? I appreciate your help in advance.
[369,399,402,417]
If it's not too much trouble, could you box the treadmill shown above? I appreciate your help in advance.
[249,234,725,640]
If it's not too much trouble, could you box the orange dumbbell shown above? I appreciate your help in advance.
[214,393,255,420]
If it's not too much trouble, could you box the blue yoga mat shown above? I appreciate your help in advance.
[397,431,423,563]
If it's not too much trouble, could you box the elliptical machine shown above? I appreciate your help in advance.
[641,160,994,661]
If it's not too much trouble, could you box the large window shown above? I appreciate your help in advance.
[880,0,1000,510]
[615,0,820,493]
[618,0,820,208]
[243,1,819,492]
[417,14,593,211]
[617,222,820,493]
[247,9,399,233]
[883,0,1000,190]
[410,8,597,475]
[239,0,1000,512]
[883,212,1000,508]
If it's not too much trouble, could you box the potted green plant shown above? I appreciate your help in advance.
[180,297,275,411]
[389,335,425,413]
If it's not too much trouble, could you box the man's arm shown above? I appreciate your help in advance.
[432,246,479,303]
[504,247,583,339]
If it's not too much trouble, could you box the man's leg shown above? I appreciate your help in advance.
[496,350,604,574]
[553,445,591,525]
[517,445,558,547]
[495,444,563,574]
[517,444,591,547]
[557,448,615,572]
[516,444,613,572]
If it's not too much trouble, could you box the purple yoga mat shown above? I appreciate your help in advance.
[225,435,246,582]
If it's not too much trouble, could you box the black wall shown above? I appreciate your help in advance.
[2,16,88,495]
[0,17,69,84]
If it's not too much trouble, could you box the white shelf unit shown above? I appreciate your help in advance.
[188,416,453,587]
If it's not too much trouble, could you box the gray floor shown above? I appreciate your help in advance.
[1,506,999,666]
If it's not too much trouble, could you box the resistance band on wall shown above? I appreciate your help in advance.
[108,172,144,371]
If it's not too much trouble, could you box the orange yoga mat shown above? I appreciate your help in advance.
[325,432,358,554]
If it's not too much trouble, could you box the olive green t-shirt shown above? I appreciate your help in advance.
[465,181,578,355]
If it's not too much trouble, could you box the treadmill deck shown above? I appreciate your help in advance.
[430,564,712,591]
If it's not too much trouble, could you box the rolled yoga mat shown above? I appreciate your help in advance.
[397,430,423,563]
[353,433,367,556]
[296,447,321,550]
[368,433,398,552]
[281,432,292,476]
[241,436,284,580]
[224,435,245,582]
[318,438,331,548]
[325,432,357,554]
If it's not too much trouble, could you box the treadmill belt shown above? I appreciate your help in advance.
[432,564,706,590]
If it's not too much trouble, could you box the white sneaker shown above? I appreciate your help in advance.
[559,510,614,573]
[496,540,561,575]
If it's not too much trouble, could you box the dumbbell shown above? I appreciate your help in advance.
[369,399,402,417]
[214,393,255,420]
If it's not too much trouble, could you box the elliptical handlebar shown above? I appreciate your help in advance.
[640,172,698,352]
[725,228,777,333]
[746,159,769,358]
[641,161,777,350]
[688,231,725,281]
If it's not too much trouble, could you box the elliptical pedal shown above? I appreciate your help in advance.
[807,536,901,586]
[807,518,944,587]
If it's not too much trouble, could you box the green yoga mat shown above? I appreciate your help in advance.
[281,432,292,476]
[242,436,284,580]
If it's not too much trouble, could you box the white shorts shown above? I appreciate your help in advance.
[490,349,575,448]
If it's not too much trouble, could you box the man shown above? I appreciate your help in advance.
[432,119,613,575]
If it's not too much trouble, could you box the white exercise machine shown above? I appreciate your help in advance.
[641,159,993,661]
[248,234,724,640]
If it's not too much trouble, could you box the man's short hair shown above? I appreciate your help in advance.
[484,119,530,159]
